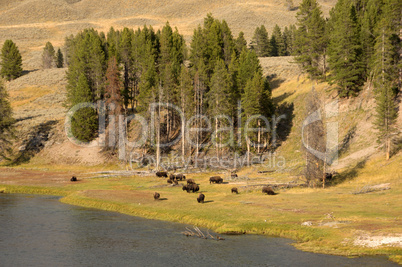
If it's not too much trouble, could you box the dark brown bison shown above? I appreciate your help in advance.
[182,184,199,193]
[197,193,205,203]
[156,171,168,177]
[167,178,173,184]
[70,176,77,182]
[209,176,223,184]
[231,187,238,194]
[169,173,186,181]
[262,186,275,195]
[175,174,186,181]
[231,173,238,178]
[187,179,196,185]
[154,192,160,200]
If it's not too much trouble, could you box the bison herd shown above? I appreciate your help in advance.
[69,171,277,205]
[151,171,277,204]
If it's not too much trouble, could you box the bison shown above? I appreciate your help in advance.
[70,176,77,182]
[231,173,238,178]
[167,178,173,184]
[187,179,196,185]
[182,184,199,193]
[209,176,223,184]
[175,174,186,181]
[169,173,186,181]
[231,187,238,194]
[262,186,275,195]
[154,192,160,200]
[156,171,168,177]
[197,193,205,203]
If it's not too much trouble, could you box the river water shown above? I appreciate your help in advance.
[0,194,397,267]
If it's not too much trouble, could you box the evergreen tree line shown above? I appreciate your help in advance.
[250,24,296,57]
[293,0,401,98]
[42,41,64,69]
[295,0,400,161]
[65,14,275,162]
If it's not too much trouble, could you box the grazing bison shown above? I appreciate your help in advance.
[209,176,223,184]
[187,179,196,185]
[154,192,160,200]
[70,176,77,182]
[262,186,275,195]
[169,173,186,181]
[182,184,199,193]
[197,193,205,203]
[231,187,238,194]
[231,173,238,178]
[167,178,173,184]
[175,174,186,181]
[156,171,168,177]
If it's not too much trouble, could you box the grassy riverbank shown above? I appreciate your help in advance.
[1,153,401,264]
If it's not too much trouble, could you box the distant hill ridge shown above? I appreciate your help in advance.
[0,0,337,33]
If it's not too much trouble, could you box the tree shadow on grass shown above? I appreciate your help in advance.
[272,102,294,150]
[328,158,368,186]
[338,126,356,157]
[15,115,40,123]
[21,69,39,77]
[10,120,58,165]
[273,91,295,104]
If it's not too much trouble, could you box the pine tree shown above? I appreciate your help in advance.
[269,35,278,57]
[372,9,401,160]
[374,81,398,160]
[0,40,23,81]
[250,25,270,57]
[327,1,365,97]
[294,0,327,79]
[179,66,194,156]
[209,59,233,158]
[133,26,159,114]
[272,25,286,56]
[283,25,297,55]
[104,57,122,150]
[237,49,261,94]
[70,74,98,142]
[220,20,236,66]
[63,34,75,66]
[235,31,247,56]
[107,27,120,61]
[360,0,386,77]
[0,79,15,160]
[119,27,134,110]
[242,72,265,161]
[42,41,56,69]
[56,48,64,68]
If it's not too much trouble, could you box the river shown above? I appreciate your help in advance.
[0,194,397,266]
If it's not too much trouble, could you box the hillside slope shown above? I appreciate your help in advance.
[0,0,337,70]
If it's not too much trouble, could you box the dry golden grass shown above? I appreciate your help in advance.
[0,0,337,70]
